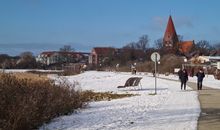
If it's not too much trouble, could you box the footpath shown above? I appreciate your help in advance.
[158,76,220,130]
[187,82,220,130]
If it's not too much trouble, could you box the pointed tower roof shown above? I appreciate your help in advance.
[164,15,178,39]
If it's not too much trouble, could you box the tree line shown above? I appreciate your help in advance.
[0,45,75,69]
[1,35,220,69]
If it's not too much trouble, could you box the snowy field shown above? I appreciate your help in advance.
[40,71,200,130]
[0,69,63,73]
[159,73,220,89]
[0,69,30,73]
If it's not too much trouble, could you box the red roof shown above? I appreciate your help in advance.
[41,51,89,57]
[41,51,56,57]
[178,41,194,53]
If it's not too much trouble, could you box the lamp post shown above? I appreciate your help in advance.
[158,61,160,76]
[182,58,187,69]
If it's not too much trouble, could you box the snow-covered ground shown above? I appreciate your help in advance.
[0,69,30,73]
[0,69,63,73]
[159,73,220,89]
[40,71,200,130]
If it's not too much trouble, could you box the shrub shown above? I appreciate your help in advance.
[136,61,154,72]
[0,73,136,130]
[159,54,182,73]
[0,73,83,130]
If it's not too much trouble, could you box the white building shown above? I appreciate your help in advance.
[36,51,90,65]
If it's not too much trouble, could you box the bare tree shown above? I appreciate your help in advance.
[60,45,74,52]
[178,35,183,42]
[123,42,136,49]
[195,40,213,55]
[122,43,137,62]
[136,35,149,51]
[17,52,37,69]
[0,54,10,64]
[0,54,19,69]
[120,34,149,63]
[154,38,163,49]
[213,43,220,49]
[20,52,33,58]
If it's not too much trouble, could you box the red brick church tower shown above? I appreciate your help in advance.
[163,15,179,53]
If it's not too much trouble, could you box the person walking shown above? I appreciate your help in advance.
[131,64,136,74]
[178,69,183,80]
[115,63,119,72]
[196,68,205,90]
[178,69,188,90]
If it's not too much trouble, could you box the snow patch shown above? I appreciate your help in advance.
[40,71,200,130]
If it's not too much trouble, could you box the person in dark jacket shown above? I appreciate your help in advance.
[178,69,188,90]
[178,69,183,80]
[196,69,205,90]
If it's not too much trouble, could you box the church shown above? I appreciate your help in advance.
[163,15,194,55]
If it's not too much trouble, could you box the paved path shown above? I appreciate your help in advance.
[158,76,220,130]
[187,82,220,130]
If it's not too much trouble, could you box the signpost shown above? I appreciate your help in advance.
[151,52,160,94]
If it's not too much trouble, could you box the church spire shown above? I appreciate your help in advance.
[163,15,179,48]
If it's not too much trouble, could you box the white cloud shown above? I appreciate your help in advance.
[150,16,167,31]
[174,16,194,28]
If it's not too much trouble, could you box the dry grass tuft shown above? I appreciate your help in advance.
[80,90,136,102]
[10,72,48,81]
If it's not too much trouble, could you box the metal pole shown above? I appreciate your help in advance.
[2,62,5,73]
[155,54,157,94]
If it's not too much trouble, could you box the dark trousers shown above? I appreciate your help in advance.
[181,82,186,90]
[197,81,203,90]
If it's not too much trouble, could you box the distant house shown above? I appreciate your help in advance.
[36,51,90,65]
[89,47,116,66]
[186,55,220,71]
[189,56,210,64]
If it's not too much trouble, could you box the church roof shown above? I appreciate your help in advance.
[163,16,178,42]
[178,41,194,53]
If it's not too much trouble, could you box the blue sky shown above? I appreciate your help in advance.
[1,0,220,55]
